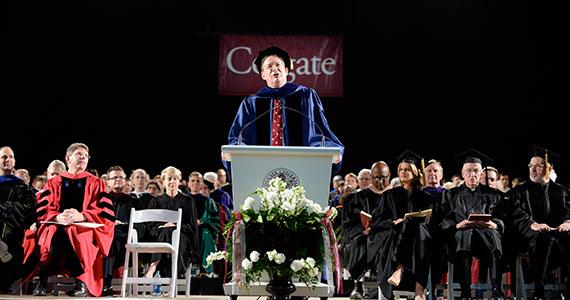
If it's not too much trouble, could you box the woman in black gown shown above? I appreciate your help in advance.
[371,151,433,300]
[144,166,199,278]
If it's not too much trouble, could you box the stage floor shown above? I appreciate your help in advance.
[0,296,350,300]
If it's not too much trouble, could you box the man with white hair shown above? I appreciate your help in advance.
[203,171,233,216]
[441,150,505,299]
[203,171,233,253]
[129,168,154,209]
[46,160,66,179]
[357,169,372,191]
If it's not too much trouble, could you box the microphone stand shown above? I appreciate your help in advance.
[237,100,328,147]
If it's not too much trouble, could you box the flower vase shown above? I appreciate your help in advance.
[265,275,296,300]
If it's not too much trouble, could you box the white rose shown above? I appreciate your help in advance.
[281,201,295,212]
[274,253,286,264]
[311,203,323,213]
[266,191,278,203]
[266,250,278,261]
[261,198,274,210]
[249,251,260,262]
[241,258,253,270]
[243,197,255,210]
[282,189,294,201]
[305,257,316,268]
[290,260,304,272]
[308,267,319,277]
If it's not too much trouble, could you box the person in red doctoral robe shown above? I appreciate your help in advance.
[27,143,114,297]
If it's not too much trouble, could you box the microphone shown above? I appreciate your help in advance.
[237,101,327,147]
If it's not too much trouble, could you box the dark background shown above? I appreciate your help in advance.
[2,1,569,183]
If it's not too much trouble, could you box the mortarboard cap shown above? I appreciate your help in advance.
[396,149,425,186]
[254,46,293,73]
[454,149,493,167]
[397,149,424,166]
[531,145,560,167]
[455,149,495,186]
[531,145,560,178]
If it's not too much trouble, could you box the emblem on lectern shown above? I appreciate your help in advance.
[262,168,300,188]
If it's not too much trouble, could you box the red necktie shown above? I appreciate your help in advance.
[271,98,283,146]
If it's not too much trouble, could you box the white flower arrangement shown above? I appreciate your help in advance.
[216,177,338,288]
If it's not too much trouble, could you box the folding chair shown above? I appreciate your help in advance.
[447,260,493,300]
[121,208,182,298]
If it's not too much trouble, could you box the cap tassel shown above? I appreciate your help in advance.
[420,158,426,186]
[545,151,550,180]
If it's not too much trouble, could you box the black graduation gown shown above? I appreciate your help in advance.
[507,180,570,283]
[370,186,432,299]
[129,192,154,243]
[131,192,154,210]
[422,186,447,285]
[106,192,136,265]
[0,176,36,291]
[341,188,382,279]
[441,184,504,257]
[148,192,199,277]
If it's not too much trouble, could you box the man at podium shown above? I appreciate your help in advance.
[227,45,344,173]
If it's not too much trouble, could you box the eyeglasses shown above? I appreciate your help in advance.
[72,152,90,159]
[109,176,126,181]
[528,163,545,169]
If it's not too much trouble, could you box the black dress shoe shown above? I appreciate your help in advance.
[32,281,48,296]
[101,284,114,296]
[66,280,90,297]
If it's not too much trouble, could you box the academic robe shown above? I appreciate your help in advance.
[27,171,115,297]
[148,192,199,277]
[103,192,136,280]
[191,193,220,273]
[130,191,154,210]
[422,186,447,285]
[440,184,505,291]
[507,180,570,294]
[226,82,344,174]
[370,186,432,299]
[341,187,382,279]
[0,175,36,292]
[441,184,504,254]
[128,191,154,245]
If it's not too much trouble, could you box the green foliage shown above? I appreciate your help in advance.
[219,177,337,288]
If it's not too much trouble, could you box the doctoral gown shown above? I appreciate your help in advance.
[25,171,115,297]
[0,175,36,291]
[191,193,220,273]
[227,82,344,174]
[370,186,432,299]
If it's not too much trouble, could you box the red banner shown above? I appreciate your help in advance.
[219,35,343,97]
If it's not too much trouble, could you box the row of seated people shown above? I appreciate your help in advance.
[340,149,570,300]
[0,143,232,297]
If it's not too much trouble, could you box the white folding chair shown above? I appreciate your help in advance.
[121,208,182,298]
